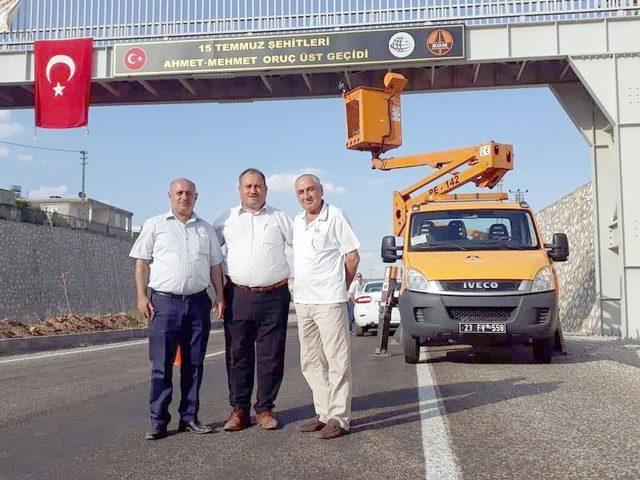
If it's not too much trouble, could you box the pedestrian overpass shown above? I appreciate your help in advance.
[0,0,639,339]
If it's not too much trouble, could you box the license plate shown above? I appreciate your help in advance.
[459,322,506,334]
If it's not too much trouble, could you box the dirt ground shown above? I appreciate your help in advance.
[0,313,146,339]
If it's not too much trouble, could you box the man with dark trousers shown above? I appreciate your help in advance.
[131,178,225,440]
[214,168,293,431]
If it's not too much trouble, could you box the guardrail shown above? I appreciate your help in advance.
[0,0,638,50]
[0,203,132,240]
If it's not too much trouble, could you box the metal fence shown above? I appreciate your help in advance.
[0,203,132,239]
[0,0,638,49]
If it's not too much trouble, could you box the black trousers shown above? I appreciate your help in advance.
[224,283,290,413]
[148,291,211,428]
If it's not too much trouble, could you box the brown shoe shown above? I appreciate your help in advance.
[255,410,279,430]
[223,409,251,432]
[314,419,349,440]
[296,415,326,433]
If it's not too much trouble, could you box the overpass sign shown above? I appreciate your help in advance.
[113,25,465,77]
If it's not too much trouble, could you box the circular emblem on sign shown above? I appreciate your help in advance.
[388,32,415,58]
[426,29,454,56]
[123,47,147,71]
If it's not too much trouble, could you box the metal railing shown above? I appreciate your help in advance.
[0,203,132,240]
[0,0,638,49]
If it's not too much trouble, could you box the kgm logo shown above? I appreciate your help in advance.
[426,29,454,56]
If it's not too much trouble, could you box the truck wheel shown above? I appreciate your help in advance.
[355,325,365,337]
[402,328,420,364]
[532,337,554,364]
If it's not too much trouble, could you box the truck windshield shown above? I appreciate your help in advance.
[409,209,539,251]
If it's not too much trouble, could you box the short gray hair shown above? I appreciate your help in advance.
[295,173,322,189]
[169,178,196,192]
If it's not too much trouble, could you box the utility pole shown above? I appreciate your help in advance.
[509,188,528,203]
[80,150,88,221]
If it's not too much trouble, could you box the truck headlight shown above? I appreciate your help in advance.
[531,266,555,293]
[406,268,431,293]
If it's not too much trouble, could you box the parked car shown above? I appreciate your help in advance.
[353,279,401,336]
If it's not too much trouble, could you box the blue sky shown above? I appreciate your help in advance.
[0,86,589,276]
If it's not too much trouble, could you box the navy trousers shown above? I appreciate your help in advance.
[148,291,211,428]
[223,283,290,413]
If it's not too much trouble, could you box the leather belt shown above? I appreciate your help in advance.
[152,289,208,300]
[230,278,288,294]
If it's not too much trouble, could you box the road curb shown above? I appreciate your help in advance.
[0,328,149,357]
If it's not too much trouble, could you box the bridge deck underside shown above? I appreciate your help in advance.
[0,59,577,108]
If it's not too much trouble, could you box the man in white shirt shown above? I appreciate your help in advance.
[130,178,225,440]
[347,273,364,334]
[214,168,293,431]
[292,174,360,440]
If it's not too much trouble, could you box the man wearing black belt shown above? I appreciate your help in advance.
[130,178,225,440]
[214,168,293,431]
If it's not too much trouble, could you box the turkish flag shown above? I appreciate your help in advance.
[34,38,93,129]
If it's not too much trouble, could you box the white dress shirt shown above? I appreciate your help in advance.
[214,204,293,287]
[129,211,223,295]
[293,203,361,304]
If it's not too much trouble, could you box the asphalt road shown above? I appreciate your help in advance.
[1,316,639,480]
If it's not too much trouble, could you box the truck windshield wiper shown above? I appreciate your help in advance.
[413,242,469,251]
[474,240,529,250]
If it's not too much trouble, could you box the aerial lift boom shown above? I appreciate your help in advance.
[344,73,514,236]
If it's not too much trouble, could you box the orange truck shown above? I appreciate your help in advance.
[345,74,569,364]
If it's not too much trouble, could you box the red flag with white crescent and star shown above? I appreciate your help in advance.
[34,38,93,129]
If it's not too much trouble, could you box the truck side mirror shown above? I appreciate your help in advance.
[544,233,569,262]
[381,235,402,263]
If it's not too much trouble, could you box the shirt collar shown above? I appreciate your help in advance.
[238,203,269,215]
[317,202,329,221]
[301,202,329,227]
[165,209,200,224]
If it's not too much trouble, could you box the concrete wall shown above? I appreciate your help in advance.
[0,219,135,325]
[535,183,598,333]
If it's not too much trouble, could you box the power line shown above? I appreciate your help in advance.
[0,139,82,154]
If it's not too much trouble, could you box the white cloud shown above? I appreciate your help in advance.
[266,167,346,195]
[0,111,24,138]
[30,185,68,199]
[323,182,347,195]
[16,154,33,163]
[0,145,8,157]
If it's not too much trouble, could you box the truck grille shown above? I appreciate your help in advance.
[440,280,521,292]
[447,307,514,322]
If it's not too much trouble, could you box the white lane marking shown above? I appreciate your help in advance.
[0,330,224,365]
[204,349,225,359]
[417,348,462,480]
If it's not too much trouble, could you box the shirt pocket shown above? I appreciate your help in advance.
[197,234,210,258]
[264,225,282,246]
[311,230,332,252]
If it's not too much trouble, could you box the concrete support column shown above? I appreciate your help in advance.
[569,53,640,338]
[550,82,619,335]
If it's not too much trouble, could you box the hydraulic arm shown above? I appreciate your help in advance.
[344,73,514,236]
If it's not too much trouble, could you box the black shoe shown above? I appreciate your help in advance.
[145,426,168,440]
[178,420,215,434]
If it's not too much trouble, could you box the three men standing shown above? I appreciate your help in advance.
[292,174,361,439]
[214,168,293,431]
[131,178,225,440]
[133,172,359,441]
